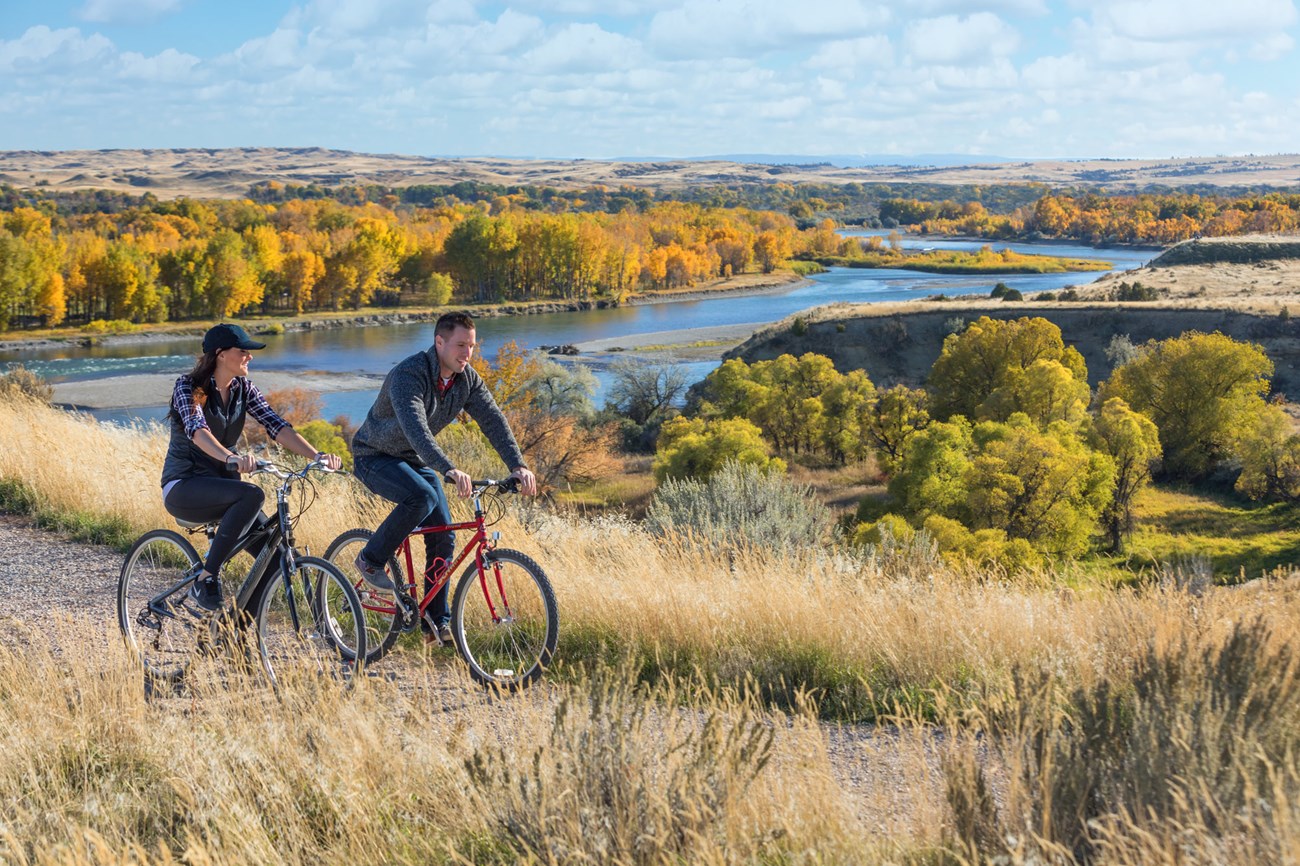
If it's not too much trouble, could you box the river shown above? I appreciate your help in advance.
[0,237,1157,425]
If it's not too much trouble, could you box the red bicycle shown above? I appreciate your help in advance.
[325,478,557,690]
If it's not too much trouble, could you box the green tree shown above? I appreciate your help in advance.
[652,416,784,482]
[1101,331,1273,479]
[865,385,930,475]
[927,316,1088,421]
[1234,402,1300,502]
[965,416,1114,557]
[1088,398,1162,552]
[296,419,353,471]
[888,416,975,521]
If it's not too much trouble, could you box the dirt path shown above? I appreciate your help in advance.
[0,511,943,832]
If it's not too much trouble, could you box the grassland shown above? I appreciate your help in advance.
[3,393,1300,863]
[814,247,1113,274]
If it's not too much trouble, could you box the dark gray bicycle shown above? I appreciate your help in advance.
[117,458,367,689]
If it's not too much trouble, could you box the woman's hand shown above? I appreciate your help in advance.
[317,452,343,471]
[226,453,259,474]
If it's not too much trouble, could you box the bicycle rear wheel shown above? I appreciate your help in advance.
[117,529,203,684]
[450,548,557,691]
[256,555,366,687]
[323,528,405,664]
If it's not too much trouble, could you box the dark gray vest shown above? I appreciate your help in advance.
[161,379,248,485]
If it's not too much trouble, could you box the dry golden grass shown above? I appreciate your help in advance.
[7,394,1300,862]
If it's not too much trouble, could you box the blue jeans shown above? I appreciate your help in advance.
[354,454,455,627]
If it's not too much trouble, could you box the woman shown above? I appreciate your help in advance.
[161,323,342,610]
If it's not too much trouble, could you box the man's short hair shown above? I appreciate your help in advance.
[435,312,475,339]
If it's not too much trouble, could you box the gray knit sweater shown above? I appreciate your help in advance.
[350,349,525,475]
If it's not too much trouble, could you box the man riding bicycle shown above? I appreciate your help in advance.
[350,311,537,645]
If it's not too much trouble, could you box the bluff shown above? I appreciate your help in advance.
[725,302,1300,397]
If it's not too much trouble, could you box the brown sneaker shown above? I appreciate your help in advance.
[423,622,454,646]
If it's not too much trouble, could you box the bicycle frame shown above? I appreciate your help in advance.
[363,485,510,624]
[155,462,318,626]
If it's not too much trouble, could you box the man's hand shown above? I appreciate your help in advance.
[445,468,473,498]
[511,466,538,496]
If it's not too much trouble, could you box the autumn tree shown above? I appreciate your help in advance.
[1088,397,1161,552]
[926,315,1089,422]
[864,385,930,475]
[1101,331,1273,479]
[1233,402,1300,502]
[652,416,784,482]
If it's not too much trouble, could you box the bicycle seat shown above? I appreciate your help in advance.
[175,518,217,531]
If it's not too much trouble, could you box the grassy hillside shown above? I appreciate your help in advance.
[3,393,1300,862]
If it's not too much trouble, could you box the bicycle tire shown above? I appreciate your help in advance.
[255,555,366,687]
[117,529,203,685]
[323,528,405,664]
[450,548,557,691]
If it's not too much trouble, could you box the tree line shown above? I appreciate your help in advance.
[0,198,802,330]
[884,191,1300,244]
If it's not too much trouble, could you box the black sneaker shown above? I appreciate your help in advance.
[422,617,454,647]
[188,573,223,611]
[353,551,395,591]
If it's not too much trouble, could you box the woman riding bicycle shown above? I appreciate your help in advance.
[161,323,342,610]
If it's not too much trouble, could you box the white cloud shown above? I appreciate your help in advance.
[521,23,641,72]
[77,0,182,24]
[0,26,114,72]
[233,28,303,70]
[119,47,200,81]
[1249,32,1295,61]
[807,35,895,71]
[903,0,1048,14]
[904,12,1019,64]
[648,0,888,59]
[1091,0,1298,42]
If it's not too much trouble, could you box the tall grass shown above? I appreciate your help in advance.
[7,396,1300,860]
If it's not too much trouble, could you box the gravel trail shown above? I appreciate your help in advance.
[0,510,943,833]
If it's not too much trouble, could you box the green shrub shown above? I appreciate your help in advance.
[990,282,1010,298]
[80,319,138,335]
[646,460,832,552]
[1000,288,1023,301]
[296,419,353,470]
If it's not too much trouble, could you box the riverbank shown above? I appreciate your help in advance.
[0,271,807,355]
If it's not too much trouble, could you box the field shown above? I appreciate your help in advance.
[2,392,1300,863]
[5,149,1300,198]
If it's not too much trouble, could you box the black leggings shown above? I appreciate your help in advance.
[164,477,266,575]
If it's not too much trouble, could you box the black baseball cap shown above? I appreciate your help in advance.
[203,323,267,353]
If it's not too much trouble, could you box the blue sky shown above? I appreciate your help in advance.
[2,0,1298,159]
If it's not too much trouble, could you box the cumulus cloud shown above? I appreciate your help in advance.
[0,26,114,73]
[807,35,896,72]
[119,47,200,80]
[904,12,1019,64]
[647,0,888,59]
[903,0,1048,14]
[77,0,181,24]
[520,23,642,73]
[1092,0,1298,42]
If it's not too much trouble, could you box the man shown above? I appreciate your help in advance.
[350,311,537,644]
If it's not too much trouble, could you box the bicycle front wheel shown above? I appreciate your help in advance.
[256,555,366,687]
[450,548,557,691]
[118,529,204,685]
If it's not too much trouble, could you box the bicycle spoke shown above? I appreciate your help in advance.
[452,549,557,690]
[118,530,203,683]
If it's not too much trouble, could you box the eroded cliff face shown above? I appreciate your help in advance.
[1149,236,1300,267]
[727,303,1300,396]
